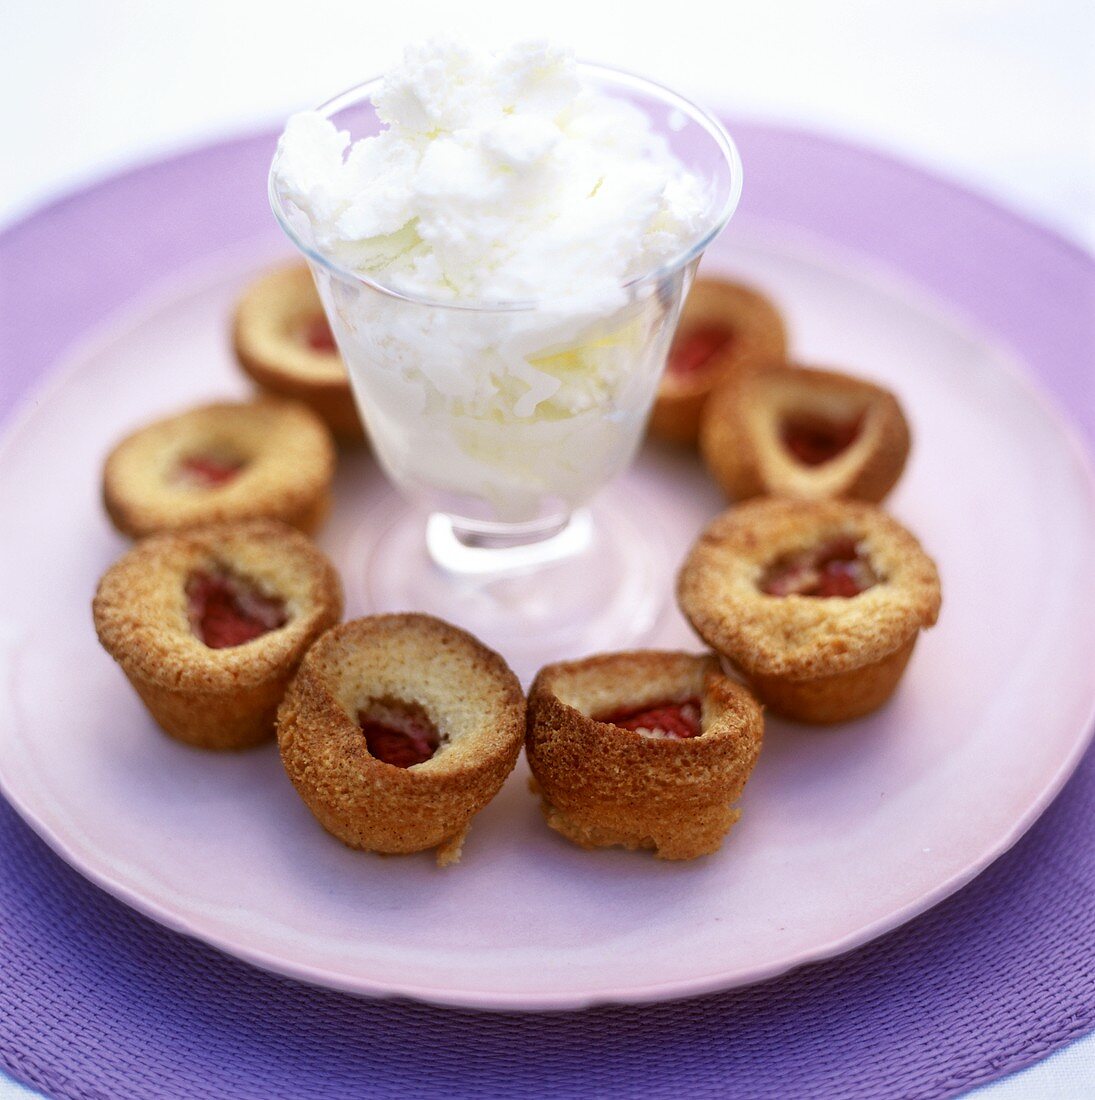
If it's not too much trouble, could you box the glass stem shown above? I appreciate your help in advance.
[426,511,593,577]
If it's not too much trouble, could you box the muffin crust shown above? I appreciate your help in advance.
[701,362,911,503]
[102,398,336,539]
[678,499,941,722]
[277,614,525,866]
[526,651,764,859]
[232,264,363,441]
[649,277,787,445]
[93,519,343,749]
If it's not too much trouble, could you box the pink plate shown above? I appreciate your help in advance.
[0,141,1093,1011]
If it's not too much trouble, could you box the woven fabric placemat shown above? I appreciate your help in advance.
[1,125,1092,1099]
[1,762,1092,1099]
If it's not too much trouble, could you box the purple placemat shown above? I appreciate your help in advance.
[1,125,1093,1100]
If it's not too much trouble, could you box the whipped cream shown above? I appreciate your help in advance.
[274,39,707,308]
[271,40,720,524]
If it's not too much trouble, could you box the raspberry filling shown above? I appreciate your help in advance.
[667,325,734,378]
[299,314,337,354]
[185,568,288,649]
[173,454,245,488]
[780,413,862,467]
[358,699,442,768]
[598,698,702,740]
[760,537,880,598]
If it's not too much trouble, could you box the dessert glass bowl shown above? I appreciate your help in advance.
[269,65,741,666]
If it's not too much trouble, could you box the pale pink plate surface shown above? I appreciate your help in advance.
[0,220,1092,1010]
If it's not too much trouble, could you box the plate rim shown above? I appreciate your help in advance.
[1,122,1093,1011]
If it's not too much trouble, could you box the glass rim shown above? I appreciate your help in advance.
[268,60,743,313]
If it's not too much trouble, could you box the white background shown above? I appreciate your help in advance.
[3,0,1094,249]
[0,2,1092,1096]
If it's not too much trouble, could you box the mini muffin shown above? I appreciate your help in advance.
[232,264,363,441]
[93,519,343,750]
[277,614,525,867]
[526,651,763,860]
[648,277,787,445]
[678,499,941,724]
[702,362,911,503]
[102,398,336,539]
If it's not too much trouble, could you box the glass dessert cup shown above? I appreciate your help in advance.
[270,65,742,679]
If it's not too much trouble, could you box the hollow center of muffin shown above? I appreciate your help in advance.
[358,699,442,768]
[185,567,288,648]
[298,313,338,354]
[760,537,880,598]
[598,698,703,739]
[667,324,735,378]
[173,453,246,489]
[780,412,862,466]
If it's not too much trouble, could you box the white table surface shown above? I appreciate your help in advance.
[1,1,1092,1096]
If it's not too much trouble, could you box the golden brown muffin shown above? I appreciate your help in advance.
[648,277,787,445]
[526,651,763,860]
[277,614,525,867]
[232,264,364,441]
[701,362,911,503]
[102,398,336,539]
[678,499,941,724]
[93,519,343,750]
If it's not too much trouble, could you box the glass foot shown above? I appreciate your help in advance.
[349,495,672,683]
